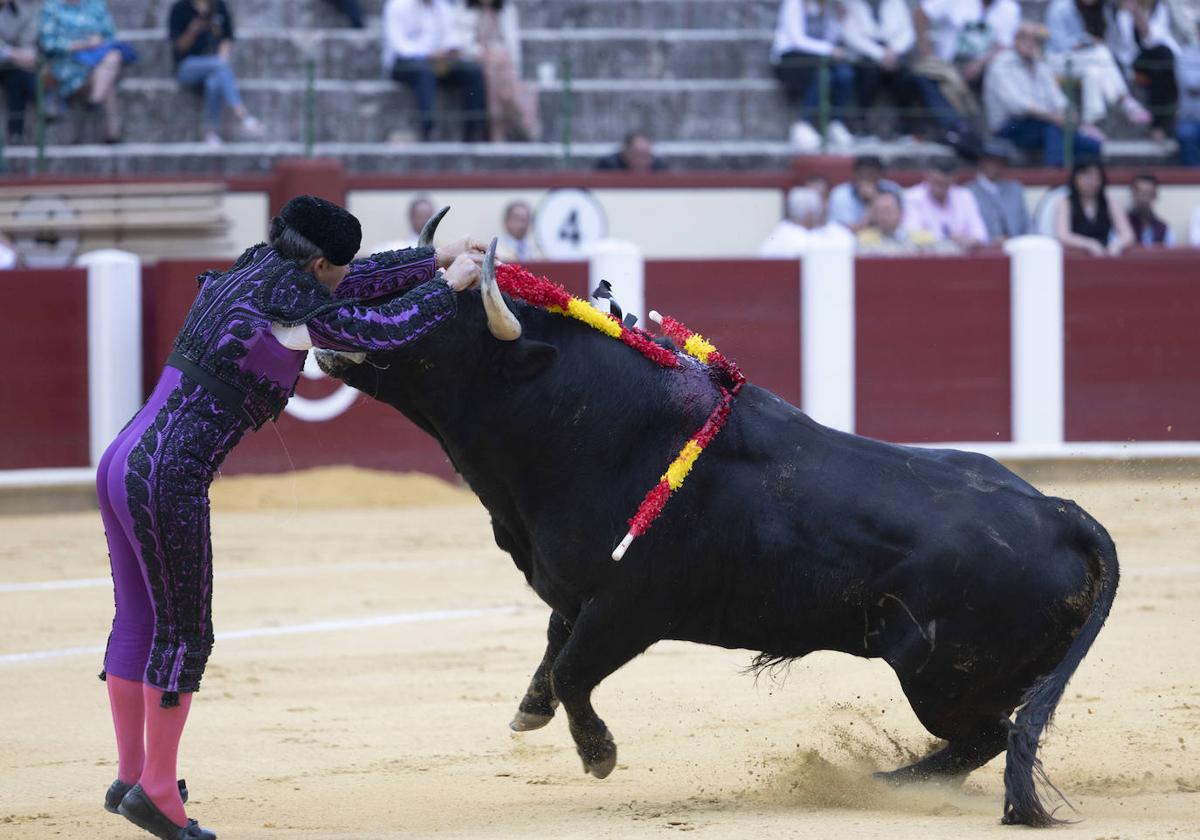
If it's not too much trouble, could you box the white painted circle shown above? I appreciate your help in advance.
[534,188,607,259]
[284,351,360,422]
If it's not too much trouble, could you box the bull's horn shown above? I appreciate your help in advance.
[418,206,450,247]
[481,236,522,341]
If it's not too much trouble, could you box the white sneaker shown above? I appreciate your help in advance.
[239,114,265,139]
[203,130,222,146]
[827,120,854,148]
[789,120,821,152]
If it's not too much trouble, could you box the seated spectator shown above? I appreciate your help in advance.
[984,22,1103,166]
[1178,20,1200,164]
[1126,172,1174,245]
[903,158,989,248]
[804,173,831,219]
[771,0,855,151]
[383,0,487,142]
[827,154,902,230]
[857,190,940,254]
[168,1,264,145]
[840,0,923,138]
[967,139,1031,243]
[39,0,130,143]
[1110,0,1181,141]
[914,0,1020,146]
[461,0,540,141]
[760,186,854,256]
[1045,0,1150,132]
[594,130,665,172]
[0,0,37,144]
[496,199,539,262]
[323,0,364,28]
[1055,161,1135,256]
[371,194,436,252]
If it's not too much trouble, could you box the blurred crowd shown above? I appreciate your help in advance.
[772,0,1200,166]
[760,150,1200,256]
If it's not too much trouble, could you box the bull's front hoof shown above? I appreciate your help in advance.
[579,729,617,779]
[510,710,555,732]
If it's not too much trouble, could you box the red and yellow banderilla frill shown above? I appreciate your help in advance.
[494,264,745,562]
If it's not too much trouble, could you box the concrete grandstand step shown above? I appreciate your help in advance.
[88,78,792,144]
[108,0,378,31]
[120,29,776,83]
[3,137,1172,179]
[108,0,778,33]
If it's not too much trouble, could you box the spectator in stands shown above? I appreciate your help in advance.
[827,154,901,230]
[39,0,129,143]
[804,173,831,219]
[771,0,855,151]
[370,194,436,252]
[910,0,1019,157]
[323,0,365,28]
[857,190,939,254]
[903,158,989,249]
[496,199,539,261]
[985,21,1103,166]
[461,0,540,141]
[1045,0,1151,133]
[1055,160,1136,255]
[1126,172,1174,244]
[168,1,265,146]
[1177,19,1200,164]
[760,185,854,256]
[0,0,38,143]
[1110,0,1181,141]
[967,139,1030,243]
[840,0,923,138]
[383,0,487,142]
[595,130,666,172]
[0,231,18,268]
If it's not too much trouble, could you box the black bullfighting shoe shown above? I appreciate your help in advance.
[117,784,215,840]
[106,778,188,813]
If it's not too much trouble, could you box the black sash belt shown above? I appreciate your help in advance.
[166,350,257,427]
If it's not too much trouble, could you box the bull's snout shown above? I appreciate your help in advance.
[313,349,365,379]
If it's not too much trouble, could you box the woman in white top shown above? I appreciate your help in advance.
[1109,0,1183,139]
[1045,0,1151,132]
[771,0,855,150]
[460,0,540,141]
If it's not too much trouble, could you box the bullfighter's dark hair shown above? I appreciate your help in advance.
[268,215,324,265]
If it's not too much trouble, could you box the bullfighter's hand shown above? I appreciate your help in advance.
[437,236,489,268]
[444,253,481,291]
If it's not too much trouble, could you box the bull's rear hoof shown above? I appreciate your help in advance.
[580,730,617,779]
[510,711,555,732]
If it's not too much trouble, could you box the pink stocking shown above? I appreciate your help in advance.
[140,685,192,827]
[106,674,145,784]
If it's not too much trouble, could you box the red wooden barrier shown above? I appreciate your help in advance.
[646,259,802,406]
[855,256,1011,443]
[0,269,90,469]
[1065,253,1200,441]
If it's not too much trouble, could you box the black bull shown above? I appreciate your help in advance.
[317,265,1118,827]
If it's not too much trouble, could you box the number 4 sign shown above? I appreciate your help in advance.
[534,188,608,259]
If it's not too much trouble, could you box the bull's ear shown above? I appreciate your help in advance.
[502,339,558,383]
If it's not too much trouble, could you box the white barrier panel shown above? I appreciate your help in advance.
[588,238,644,322]
[1005,236,1064,448]
[78,249,143,467]
[801,239,856,433]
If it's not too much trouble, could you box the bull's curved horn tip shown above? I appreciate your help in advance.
[648,311,664,325]
[418,205,451,247]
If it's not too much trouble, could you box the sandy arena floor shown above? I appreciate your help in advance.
[1,465,1198,840]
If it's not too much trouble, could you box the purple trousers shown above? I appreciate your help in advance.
[98,367,246,703]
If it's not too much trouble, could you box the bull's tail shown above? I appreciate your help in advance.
[1002,513,1120,826]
